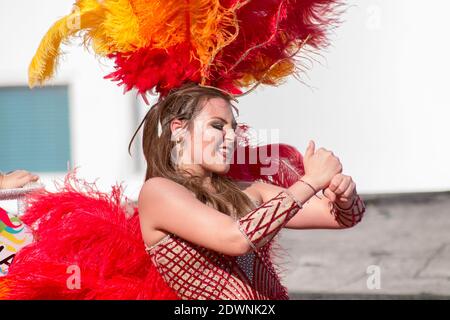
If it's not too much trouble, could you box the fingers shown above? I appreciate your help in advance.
[5,170,39,188]
[328,174,344,192]
[322,187,336,202]
[304,140,315,159]
[10,170,29,178]
[334,176,353,195]
[9,170,38,179]
[23,173,39,183]
[328,151,342,174]
[16,176,34,187]
[317,148,341,165]
[340,181,356,199]
[324,184,355,204]
[326,175,357,203]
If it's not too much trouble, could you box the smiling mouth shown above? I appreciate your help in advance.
[220,147,233,159]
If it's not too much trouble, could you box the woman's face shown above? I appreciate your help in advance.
[174,97,237,176]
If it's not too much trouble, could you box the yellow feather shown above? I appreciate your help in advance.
[84,0,145,55]
[29,0,247,87]
[131,0,242,81]
[28,1,104,88]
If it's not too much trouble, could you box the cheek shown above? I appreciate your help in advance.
[201,129,224,151]
[187,129,219,161]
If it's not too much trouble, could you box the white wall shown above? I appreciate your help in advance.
[236,0,450,194]
[0,0,140,197]
[1,0,449,201]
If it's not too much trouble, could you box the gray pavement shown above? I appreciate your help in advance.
[278,191,450,299]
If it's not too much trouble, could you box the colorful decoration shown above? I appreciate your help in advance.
[28,0,343,99]
[0,208,33,277]
[0,175,179,299]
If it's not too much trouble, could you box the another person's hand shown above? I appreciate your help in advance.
[0,170,39,189]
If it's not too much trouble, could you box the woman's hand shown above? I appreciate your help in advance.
[322,173,357,207]
[301,140,343,191]
[0,170,39,189]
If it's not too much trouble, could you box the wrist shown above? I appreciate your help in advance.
[335,195,358,211]
[287,180,316,204]
[300,175,321,192]
[332,195,365,228]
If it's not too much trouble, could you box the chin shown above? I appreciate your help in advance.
[218,164,231,174]
[206,163,230,175]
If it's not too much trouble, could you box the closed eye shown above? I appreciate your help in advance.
[210,116,237,131]
[212,123,224,130]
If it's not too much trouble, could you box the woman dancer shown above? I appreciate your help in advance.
[137,82,365,299]
[1,0,365,300]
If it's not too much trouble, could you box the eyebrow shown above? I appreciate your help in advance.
[211,116,238,129]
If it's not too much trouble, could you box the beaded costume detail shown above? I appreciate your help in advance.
[332,195,365,228]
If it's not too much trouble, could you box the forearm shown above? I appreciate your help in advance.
[331,193,366,228]
[237,180,316,250]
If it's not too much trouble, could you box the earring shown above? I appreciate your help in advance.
[157,117,163,137]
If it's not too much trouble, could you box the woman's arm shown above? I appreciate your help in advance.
[138,177,316,256]
[249,178,365,229]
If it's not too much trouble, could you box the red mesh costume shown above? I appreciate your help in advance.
[146,190,299,300]
[146,163,365,300]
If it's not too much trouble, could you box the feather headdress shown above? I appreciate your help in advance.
[29,0,343,99]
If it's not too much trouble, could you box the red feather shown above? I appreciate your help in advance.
[1,172,178,300]
[226,126,305,187]
[104,0,343,97]
[1,135,306,299]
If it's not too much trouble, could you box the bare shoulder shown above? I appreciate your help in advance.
[140,176,180,191]
[138,177,197,245]
[140,176,195,195]
[138,177,195,213]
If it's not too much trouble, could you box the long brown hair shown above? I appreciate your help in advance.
[130,82,255,219]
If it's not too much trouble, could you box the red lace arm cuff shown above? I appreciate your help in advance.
[331,194,366,228]
[237,190,302,251]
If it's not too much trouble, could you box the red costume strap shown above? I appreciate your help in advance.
[331,195,366,228]
[237,190,302,251]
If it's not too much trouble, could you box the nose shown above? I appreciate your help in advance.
[224,128,236,144]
